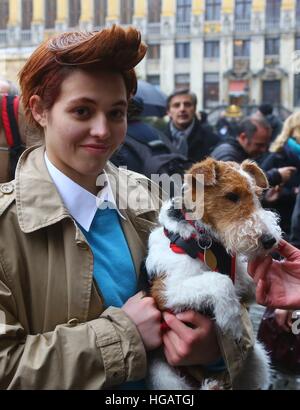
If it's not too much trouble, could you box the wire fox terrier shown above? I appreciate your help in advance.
[146,157,281,390]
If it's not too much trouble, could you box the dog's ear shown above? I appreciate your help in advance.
[241,160,269,189]
[188,157,218,186]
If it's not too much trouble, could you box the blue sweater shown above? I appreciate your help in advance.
[79,207,145,389]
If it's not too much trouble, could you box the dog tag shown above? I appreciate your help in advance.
[204,249,217,271]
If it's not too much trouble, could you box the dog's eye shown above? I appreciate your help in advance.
[225,192,240,203]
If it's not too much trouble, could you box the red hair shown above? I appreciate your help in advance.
[19,25,147,129]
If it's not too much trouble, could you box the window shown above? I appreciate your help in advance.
[295,74,300,106]
[296,36,300,51]
[94,0,107,27]
[265,38,280,55]
[265,0,281,23]
[45,0,57,29]
[175,74,190,89]
[297,0,300,21]
[147,75,160,87]
[120,0,133,25]
[205,0,221,21]
[235,0,251,21]
[21,0,32,30]
[0,0,9,29]
[148,0,161,23]
[204,73,219,108]
[234,39,250,57]
[147,44,160,60]
[204,41,220,58]
[175,42,190,59]
[176,0,192,23]
[69,0,81,28]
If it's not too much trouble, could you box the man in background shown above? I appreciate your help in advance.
[162,89,220,162]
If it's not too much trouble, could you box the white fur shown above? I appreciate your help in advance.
[146,164,281,390]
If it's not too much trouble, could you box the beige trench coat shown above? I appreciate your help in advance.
[0,146,254,389]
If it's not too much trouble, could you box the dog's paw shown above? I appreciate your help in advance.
[213,298,243,339]
[201,379,224,390]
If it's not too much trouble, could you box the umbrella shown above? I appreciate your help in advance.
[135,80,167,117]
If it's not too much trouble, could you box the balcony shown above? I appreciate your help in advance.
[20,29,32,44]
[265,18,280,33]
[0,30,7,46]
[234,20,251,33]
[147,22,161,36]
[175,22,191,35]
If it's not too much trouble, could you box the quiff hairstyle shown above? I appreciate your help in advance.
[270,111,300,152]
[19,25,147,129]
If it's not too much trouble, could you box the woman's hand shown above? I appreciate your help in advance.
[248,240,300,309]
[162,310,221,366]
[122,292,162,351]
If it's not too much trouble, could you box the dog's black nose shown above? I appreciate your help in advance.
[261,234,276,250]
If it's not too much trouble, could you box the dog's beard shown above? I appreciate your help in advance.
[220,208,282,257]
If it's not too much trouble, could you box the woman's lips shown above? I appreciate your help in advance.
[80,144,109,154]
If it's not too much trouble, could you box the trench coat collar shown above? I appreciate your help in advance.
[15,145,158,234]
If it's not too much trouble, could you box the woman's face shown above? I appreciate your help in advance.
[31,69,127,191]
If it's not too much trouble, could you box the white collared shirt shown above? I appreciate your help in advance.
[44,153,124,232]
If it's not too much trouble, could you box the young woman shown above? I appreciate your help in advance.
[0,26,252,389]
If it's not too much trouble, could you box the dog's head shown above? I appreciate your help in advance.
[184,157,282,257]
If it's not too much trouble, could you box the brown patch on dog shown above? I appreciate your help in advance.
[150,275,167,310]
[188,159,258,232]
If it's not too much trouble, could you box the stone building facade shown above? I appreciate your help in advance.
[0,0,300,111]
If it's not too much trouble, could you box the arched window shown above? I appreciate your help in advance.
[45,0,57,29]
[148,0,161,23]
[94,0,107,27]
[21,0,32,30]
[120,0,133,25]
[0,0,9,30]
[69,0,81,28]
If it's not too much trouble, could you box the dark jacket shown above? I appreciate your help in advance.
[210,139,282,187]
[290,189,300,248]
[110,120,191,179]
[210,138,247,163]
[260,146,300,235]
[163,117,220,163]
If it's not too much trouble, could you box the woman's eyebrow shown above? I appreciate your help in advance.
[66,98,128,107]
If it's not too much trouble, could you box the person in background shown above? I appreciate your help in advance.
[0,25,254,390]
[215,104,242,141]
[211,116,296,188]
[110,96,191,181]
[162,89,220,162]
[254,103,282,142]
[0,78,35,182]
[260,112,300,236]
[0,78,19,96]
